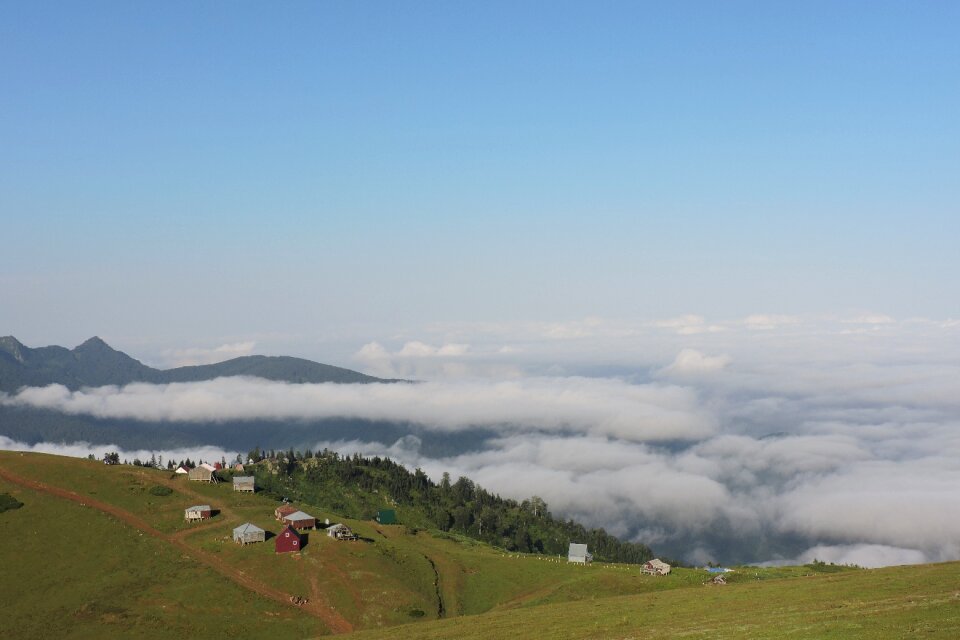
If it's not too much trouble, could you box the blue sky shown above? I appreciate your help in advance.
[1,1,958,358]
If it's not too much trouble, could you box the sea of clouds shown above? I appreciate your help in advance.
[3,314,959,568]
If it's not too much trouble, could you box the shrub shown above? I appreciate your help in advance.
[0,493,24,513]
[148,485,173,497]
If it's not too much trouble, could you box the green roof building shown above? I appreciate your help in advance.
[376,509,397,524]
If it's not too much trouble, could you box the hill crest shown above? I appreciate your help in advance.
[0,336,391,392]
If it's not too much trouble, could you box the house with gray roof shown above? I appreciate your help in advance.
[567,543,593,564]
[232,522,266,545]
[233,476,255,492]
[185,505,212,521]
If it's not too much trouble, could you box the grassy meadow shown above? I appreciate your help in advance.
[2,451,959,639]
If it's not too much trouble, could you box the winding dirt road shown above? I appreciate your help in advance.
[0,466,353,634]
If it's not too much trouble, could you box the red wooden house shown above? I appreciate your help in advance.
[275,525,303,554]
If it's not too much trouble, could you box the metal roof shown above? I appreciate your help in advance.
[233,522,265,535]
[568,543,589,556]
[186,505,211,511]
[233,476,255,482]
[284,510,314,520]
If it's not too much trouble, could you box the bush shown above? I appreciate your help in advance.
[148,485,173,497]
[0,493,24,513]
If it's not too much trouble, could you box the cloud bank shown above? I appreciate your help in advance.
[0,377,715,442]
[3,314,960,568]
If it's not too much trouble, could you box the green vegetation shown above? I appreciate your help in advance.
[148,485,173,497]
[2,451,959,639]
[246,449,654,563]
[0,492,24,512]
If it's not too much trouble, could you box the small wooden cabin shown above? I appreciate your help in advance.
[327,523,357,540]
[282,510,316,530]
[233,476,255,493]
[232,522,266,545]
[188,464,216,483]
[275,525,302,553]
[275,504,298,521]
[567,543,593,564]
[641,559,672,576]
[184,505,212,521]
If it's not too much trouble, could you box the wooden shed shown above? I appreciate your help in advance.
[567,543,593,564]
[275,504,298,521]
[376,509,397,525]
[232,476,255,493]
[232,522,266,545]
[184,505,212,521]
[641,559,672,576]
[327,523,357,540]
[282,510,316,530]
[275,525,302,553]
[188,464,217,483]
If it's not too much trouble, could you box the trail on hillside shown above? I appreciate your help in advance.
[0,466,353,634]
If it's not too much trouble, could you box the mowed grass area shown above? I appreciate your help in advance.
[0,475,323,640]
[341,560,960,640]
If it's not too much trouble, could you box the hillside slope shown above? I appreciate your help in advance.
[2,452,959,639]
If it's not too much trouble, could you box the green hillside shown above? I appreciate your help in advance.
[1,451,958,639]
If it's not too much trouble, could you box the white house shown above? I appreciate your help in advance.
[568,543,593,564]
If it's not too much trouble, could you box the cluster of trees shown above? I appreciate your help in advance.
[247,448,653,564]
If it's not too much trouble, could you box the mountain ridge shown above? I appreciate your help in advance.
[0,335,392,392]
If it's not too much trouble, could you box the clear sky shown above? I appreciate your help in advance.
[1,1,958,359]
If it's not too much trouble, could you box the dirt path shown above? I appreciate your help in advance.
[0,466,353,634]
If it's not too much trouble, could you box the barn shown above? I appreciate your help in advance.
[275,525,303,553]
[184,505,212,521]
[567,543,593,564]
[641,559,672,576]
[327,523,357,540]
[188,464,217,483]
[233,476,255,493]
[376,509,397,525]
[275,504,298,521]
[232,522,266,545]
[282,510,316,530]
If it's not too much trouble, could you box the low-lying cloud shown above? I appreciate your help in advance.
[3,314,960,568]
[0,377,715,442]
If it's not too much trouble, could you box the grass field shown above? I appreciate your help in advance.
[2,451,959,639]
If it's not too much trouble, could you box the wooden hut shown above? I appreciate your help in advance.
[327,523,357,540]
[567,543,593,564]
[275,504,298,521]
[641,559,672,576]
[275,525,302,553]
[188,464,217,483]
[232,476,255,493]
[232,522,266,545]
[184,505,212,521]
[282,510,316,530]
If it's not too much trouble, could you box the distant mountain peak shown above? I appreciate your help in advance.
[0,335,393,393]
[77,336,110,349]
[0,335,27,363]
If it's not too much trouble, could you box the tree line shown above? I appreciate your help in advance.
[244,447,654,564]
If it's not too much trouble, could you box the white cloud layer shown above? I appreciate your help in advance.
[3,314,960,568]
[0,377,715,442]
